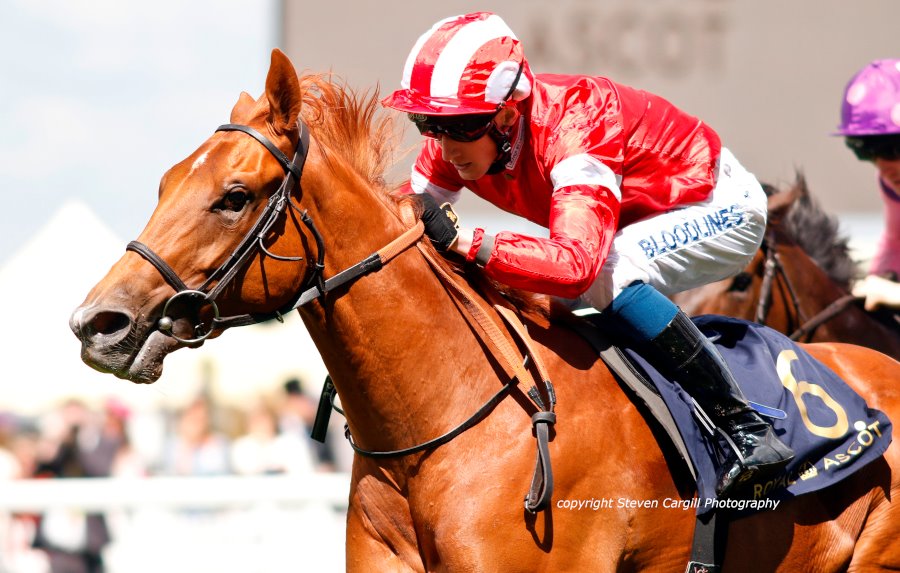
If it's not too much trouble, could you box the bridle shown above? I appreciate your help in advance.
[127,121,427,344]
[753,230,860,341]
[126,121,325,344]
[127,120,420,344]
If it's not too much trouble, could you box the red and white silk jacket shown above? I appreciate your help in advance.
[408,73,722,298]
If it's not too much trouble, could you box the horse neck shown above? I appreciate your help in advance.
[297,157,499,454]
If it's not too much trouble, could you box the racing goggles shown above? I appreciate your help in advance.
[845,135,900,161]
[408,112,498,142]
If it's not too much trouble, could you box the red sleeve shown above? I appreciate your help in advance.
[539,77,625,181]
[481,183,620,298]
[479,79,625,298]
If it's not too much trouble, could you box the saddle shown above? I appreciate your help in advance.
[571,312,892,511]
[569,312,892,572]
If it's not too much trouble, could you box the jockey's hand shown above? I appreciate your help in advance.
[852,274,900,311]
[416,193,459,251]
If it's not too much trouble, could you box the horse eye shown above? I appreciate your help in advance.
[221,190,249,212]
[728,272,753,293]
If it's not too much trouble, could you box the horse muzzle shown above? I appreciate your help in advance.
[69,303,181,383]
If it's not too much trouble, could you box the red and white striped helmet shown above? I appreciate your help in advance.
[382,12,533,116]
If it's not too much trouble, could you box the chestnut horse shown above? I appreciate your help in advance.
[673,177,900,361]
[71,50,900,571]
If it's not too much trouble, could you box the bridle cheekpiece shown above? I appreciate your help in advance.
[126,120,323,344]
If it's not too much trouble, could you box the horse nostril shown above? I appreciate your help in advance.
[88,311,132,337]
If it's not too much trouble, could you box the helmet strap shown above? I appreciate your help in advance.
[486,122,513,175]
[502,62,525,102]
[486,63,524,174]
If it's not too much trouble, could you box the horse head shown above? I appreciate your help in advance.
[70,49,406,383]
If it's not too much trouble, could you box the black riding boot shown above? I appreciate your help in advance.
[647,311,795,496]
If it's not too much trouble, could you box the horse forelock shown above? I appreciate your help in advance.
[775,174,857,289]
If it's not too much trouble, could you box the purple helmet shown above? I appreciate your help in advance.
[834,59,900,136]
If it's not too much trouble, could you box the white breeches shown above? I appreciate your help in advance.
[582,148,767,310]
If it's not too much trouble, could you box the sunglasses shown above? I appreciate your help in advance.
[408,112,498,142]
[845,135,900,161]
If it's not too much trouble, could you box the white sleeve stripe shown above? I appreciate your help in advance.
[549,154,622,202]
[410,169,460,204]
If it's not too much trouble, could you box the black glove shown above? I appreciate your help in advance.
[417,193,459,251]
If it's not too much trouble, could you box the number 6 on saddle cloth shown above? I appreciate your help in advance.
[609,314,892,510]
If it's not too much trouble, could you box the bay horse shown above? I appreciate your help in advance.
[70,50,900,571]
[672,177,900,361]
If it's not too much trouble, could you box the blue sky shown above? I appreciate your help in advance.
[0,0,278,263]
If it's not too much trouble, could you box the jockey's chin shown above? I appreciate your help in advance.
[452,161,489,180]
[441,135,497,180]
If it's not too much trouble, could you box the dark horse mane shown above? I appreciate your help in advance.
[762,174,858,291]
[296,74,550,316]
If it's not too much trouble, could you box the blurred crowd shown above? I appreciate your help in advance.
[0,377,348,573]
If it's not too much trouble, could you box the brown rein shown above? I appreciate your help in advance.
[340,204,557,513]
[414,240,557,513]
[755,230,862,341]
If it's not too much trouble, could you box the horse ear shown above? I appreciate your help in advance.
[229,92,257,123]
[264,49,303,135]
[766,172,806,224]
[767,187,796,222]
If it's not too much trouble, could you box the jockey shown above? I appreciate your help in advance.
[382,11,793,497]
[840,60,900,310]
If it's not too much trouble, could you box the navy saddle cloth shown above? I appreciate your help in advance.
[621,315,892,516]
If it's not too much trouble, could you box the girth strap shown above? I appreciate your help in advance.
[685,511,725,573]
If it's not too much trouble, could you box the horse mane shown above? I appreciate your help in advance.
[297,74,403,193]
[764,174,858,290]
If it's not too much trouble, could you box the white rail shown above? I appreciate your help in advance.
[0,473,352,511]
[0,474,352,573]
